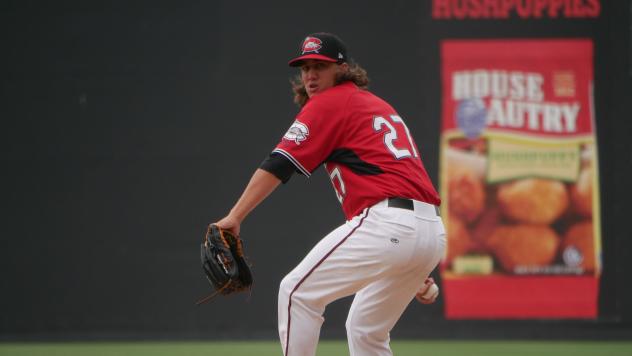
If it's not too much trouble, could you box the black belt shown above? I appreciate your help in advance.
[388,197,414,210]
[387,197,441,216]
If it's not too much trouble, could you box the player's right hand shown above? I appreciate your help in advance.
[415,277,439,304]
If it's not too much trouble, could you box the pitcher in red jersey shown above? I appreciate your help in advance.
[215,32,445,356]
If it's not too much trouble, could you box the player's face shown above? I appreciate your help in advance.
[300,59,347,98]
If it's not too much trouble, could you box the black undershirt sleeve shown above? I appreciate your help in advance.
[259,152,297,184]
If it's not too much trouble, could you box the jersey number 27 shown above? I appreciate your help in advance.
[373,115,419,159]
[328,115,419,204]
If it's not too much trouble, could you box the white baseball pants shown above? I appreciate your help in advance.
[278,199,446,356]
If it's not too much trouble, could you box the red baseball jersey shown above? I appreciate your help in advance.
[273,82,440,219]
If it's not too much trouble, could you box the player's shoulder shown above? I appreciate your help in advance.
[346,86,396,113]
[328,81,358,95]
[301,82,357,113]
[320,82,360,101]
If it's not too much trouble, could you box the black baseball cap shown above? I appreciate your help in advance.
[288,32,348,67]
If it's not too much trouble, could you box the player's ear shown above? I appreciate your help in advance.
[339,62,350,72]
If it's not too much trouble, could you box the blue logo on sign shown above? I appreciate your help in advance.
[455,98,487,139]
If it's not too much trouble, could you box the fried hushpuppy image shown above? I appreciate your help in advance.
[497,178,569,224]
[445,214,473,264]
[561,221,596,272]
[570,167,593,218]
[448,166,485,223]
[471,206,501,252]
[487,224,560,273]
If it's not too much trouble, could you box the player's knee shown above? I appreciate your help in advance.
[279,273,315,310]
[345,323,368,346]
[346,316,388,345]
[345,313,361,337]
[278,274,296,302]
[345,315,353,334]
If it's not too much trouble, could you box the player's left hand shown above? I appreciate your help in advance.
[415,277,439,304]
[215,214,241,237]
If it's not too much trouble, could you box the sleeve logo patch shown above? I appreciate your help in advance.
[283,121,309,145]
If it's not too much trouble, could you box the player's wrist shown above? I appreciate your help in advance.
[227,210,245,224]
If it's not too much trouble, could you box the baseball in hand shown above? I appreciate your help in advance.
[416,283,439,304]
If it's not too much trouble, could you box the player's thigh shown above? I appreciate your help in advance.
[345,218,445,331]
[280,210,391,303]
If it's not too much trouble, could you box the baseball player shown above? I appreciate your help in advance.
[215,32,446,356]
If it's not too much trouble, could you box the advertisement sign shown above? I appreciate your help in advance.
[440,39,600,318]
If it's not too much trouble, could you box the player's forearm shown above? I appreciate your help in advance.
[228,168,281,222]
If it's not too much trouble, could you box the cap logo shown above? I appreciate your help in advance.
[301,37,322,54]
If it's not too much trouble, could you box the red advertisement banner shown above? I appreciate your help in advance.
[439,39,600,319]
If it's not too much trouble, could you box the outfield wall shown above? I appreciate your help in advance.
[2,0,631,340]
